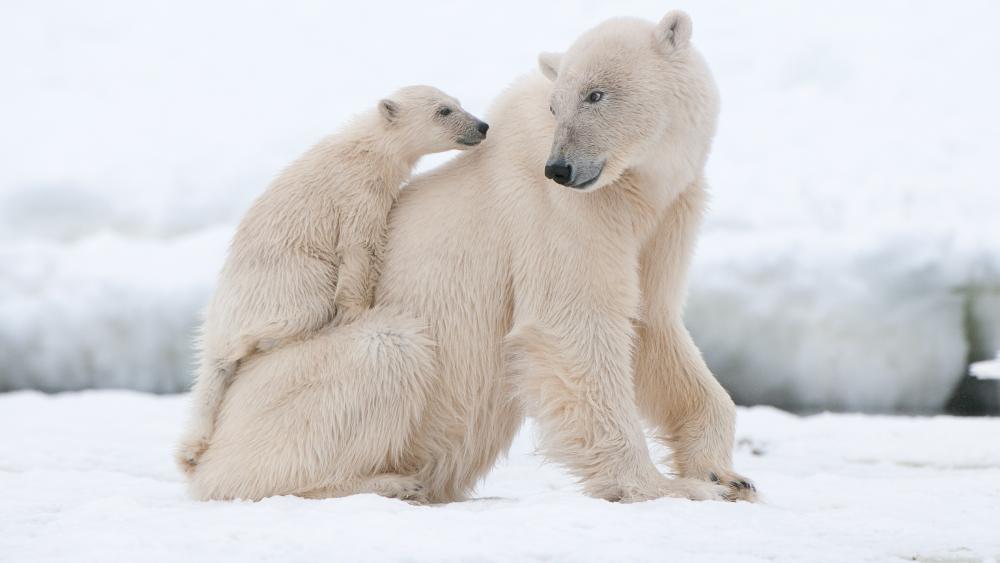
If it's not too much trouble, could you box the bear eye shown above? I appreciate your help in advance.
[549,105,555,115]
[586,91,604,103]
[438,107,452,116]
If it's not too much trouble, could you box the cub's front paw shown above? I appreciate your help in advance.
[333,304,369,326]
[175,436,210,475]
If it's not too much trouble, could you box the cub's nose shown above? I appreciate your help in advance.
[477,121,490,135]
[544,162,572,185]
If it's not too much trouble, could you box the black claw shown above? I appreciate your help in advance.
[709,472,719,483]
[739,480,751,489]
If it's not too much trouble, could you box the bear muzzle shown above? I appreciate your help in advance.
[544,157,604,189]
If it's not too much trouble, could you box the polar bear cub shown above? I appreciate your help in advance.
[176,86,489,473]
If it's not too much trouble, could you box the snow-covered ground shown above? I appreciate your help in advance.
[2,1,999,410]
[1,391,997,562]
[973,355,1000,380]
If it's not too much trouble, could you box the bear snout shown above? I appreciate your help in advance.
[544,161,573,185]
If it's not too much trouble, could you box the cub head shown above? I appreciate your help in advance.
[378,85,489,155]
[538,10,718,192]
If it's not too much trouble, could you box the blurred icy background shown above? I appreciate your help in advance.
[1,0,998,413]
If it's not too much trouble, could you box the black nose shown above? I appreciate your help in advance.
[477,121,489,135]
[544,162,572,185]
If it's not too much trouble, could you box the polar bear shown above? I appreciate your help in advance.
[175,86,489,474]
[188,10,756,504]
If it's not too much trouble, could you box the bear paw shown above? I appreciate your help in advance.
[175,436,210,475]
[654,477,732,502]
[370,474,429,505]
[611,476,731,503]
[707,470,758,502]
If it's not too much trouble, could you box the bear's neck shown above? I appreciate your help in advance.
[629,150,696,214]
[338,112,422,186]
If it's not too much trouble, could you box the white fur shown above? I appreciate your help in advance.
[188,12,755,503]
[175,86,485,474]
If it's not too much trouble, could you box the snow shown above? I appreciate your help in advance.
[688,232,972,412]
[1,0,999,409]
[0,230,228,392]
[1,391,998,562]
[972,354,1000,380]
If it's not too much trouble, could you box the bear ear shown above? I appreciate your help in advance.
[538,52,563,81]
[655,10,692,51]
[378,99,399,123]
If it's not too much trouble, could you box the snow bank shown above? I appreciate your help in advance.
[688,232,962,412]
[687,227,1000,412]
[0,230,228,392]
[972,354,1000,380]
[1,391,997,562]
[1,1,998,408]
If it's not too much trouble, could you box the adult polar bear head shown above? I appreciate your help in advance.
[537,11,719,193]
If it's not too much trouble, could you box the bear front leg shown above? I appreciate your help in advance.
[634,320,756,501]
[333,244,375,324]
[505,322,729,503]
[634,179,755,500]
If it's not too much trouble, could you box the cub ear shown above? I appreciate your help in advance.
[378,99,399,122]
[537,52,563,81]
[655,10,692,51]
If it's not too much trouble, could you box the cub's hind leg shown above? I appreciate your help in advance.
[188,308,438,502]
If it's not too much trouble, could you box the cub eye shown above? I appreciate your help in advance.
[438,107,452,116]
[549,105,555,115]
[586,91,604,103]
